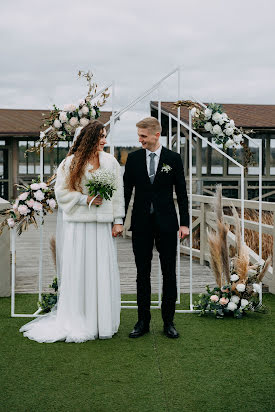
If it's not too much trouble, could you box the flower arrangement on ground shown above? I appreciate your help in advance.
[195,186,271,318]
[174,100,254,166]
[85,169,117,206]
[0,177,56,235]
[27,71,109,153]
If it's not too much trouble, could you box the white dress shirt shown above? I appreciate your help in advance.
[146,145,162,178]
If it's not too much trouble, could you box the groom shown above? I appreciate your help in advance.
[123,117,189,339]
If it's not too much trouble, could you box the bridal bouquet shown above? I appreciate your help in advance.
[195,186,271,319]
[85,169,117,206]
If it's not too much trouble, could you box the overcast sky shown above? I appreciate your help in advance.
[1,0,274,145]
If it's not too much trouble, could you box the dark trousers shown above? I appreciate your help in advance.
[132,214,177,326]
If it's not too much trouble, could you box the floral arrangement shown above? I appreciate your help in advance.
[174,100,254,166]
[0,176,57,236]
[27,71,110,152]
[85,169,117,206]
[195,186,271,318]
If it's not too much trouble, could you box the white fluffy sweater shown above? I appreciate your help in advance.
[55,151,125,223]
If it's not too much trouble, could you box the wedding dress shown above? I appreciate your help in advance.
[20,211,121,343]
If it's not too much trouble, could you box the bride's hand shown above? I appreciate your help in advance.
[87,195,103,206]
[112,224,123,237]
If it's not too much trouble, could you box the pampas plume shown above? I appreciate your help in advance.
[236,244,250,282]
[50,236,56,270]
[207,228,222,288]
[232,205,242,257]
[217,220,230,284]
[258,256,272,282]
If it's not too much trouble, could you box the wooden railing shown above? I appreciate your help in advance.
[181,194,275,293]
[124,194,275,293]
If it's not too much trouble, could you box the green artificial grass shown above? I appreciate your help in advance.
[0,294,274,412]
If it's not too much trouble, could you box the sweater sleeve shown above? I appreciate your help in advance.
[112,158,125,221]
[54,158,83,215]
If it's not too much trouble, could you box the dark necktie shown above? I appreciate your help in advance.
[149,152,156,183]
[149,152,156,213]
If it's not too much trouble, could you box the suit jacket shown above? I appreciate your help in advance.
[123,146,189,232]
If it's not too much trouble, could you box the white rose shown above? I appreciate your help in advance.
[229,119,235,128]
[54,119,62,129]
[230,274,239,282]
[26,199,35,208]
[231,295,240,304]
[47,198,56,209]
[30,183,40,190]
[225,139,234,148]
[69,117,78,127]
[81,105,89,115]
[253,283,261,294]
[78,99,85,106]
[64,104,76,112]
[212,112,222,123]
[78,110,83,117]
[241,299,249,308]
[191,107,197,117]
[212,124,222,135]
[204,122,212,132]
[18,205,30,216]
[59,112,68,123]
[225,127,234,136]
[34,190,45,201]
[80,117,89,127]
[204,108,212,119]
[227,302,237,311]
[13,201,18,211]
[39,182,48,190]
[236,283,246,292]
[234,134,243,144]
[19,191,29,201]
[7,218,15,228]
[33,201,43,211]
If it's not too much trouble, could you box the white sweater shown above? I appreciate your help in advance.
[55,151,125,223]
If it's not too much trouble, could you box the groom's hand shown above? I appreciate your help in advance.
[179,226,189,239]
[112,224,123,237]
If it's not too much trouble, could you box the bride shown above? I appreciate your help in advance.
[20,120,125,343]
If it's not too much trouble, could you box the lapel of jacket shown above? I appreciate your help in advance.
[141,149,151,185]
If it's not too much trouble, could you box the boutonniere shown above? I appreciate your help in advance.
[161,164,172,173]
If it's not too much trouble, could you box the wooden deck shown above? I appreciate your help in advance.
[15,212,215,294]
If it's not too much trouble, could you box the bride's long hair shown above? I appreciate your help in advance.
[66,120,105,191]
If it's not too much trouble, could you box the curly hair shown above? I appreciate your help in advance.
[66,120,105,191]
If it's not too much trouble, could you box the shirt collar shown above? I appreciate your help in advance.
[146,144,162,158]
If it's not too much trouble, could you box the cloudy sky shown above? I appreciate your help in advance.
[1,0,274,145]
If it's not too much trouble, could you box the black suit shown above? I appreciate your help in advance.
[123,146,189,325]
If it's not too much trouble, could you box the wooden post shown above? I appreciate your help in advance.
[266,135,270,177]
[206,135,212,176]
[200,202,205,265]
[196,137,202,194]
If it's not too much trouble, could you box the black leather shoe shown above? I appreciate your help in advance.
[129,321,149,338]
[163,323,179,339]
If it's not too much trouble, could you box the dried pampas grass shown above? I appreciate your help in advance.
[207,229,222,288]
[50,236,56,270]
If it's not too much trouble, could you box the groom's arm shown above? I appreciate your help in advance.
[174,154,189,228]
[123,153,134,223]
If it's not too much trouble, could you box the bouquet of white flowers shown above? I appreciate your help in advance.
[85,169,117,207]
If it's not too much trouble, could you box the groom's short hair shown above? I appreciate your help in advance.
[136,117,162,134]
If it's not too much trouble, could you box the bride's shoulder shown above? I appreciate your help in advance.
[57,154,74,172]
[101,151,118,165]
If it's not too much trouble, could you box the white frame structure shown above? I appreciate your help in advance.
[10,69,263,317]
